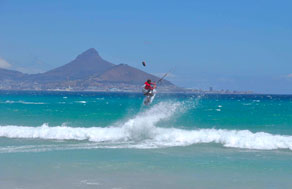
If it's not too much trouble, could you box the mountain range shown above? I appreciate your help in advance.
[0,48,179,92]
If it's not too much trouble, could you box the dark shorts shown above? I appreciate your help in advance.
[144,89,154,96]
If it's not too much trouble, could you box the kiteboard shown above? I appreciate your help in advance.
[143,89,156,105]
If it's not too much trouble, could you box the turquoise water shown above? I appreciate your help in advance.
[1,91,292,188]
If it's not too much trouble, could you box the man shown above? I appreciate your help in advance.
[143,79,156,96]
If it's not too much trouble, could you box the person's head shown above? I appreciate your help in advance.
[147,79,151,84]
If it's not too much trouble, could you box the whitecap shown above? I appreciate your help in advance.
[3,100,46,104]
[76,101,87,104]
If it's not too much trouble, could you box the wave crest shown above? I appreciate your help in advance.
[1,101,292,151]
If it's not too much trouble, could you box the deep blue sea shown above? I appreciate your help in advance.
[1,91,292,188]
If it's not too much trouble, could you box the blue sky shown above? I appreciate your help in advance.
[0,0,291,93]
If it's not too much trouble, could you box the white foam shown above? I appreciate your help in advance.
[152,128,292,150]
[80,180,100,186]
[1,101,292,151]
[2,100,46,104]
[0,123,126,142]
[76,101,87,104]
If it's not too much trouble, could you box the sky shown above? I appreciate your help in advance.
[0,0,291,94]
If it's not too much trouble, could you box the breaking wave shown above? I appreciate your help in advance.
[1,101,292,152]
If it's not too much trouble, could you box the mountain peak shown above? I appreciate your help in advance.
[76,48,100,60]
[35,48,115,82]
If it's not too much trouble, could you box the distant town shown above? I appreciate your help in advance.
[185,87,253,94]
[0,80,253,94]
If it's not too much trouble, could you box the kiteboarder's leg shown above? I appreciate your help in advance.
[144,89,152,96]
[145,90,154,96]
[149,90,154,96]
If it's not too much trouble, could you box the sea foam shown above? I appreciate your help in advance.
[1,100,46,104]
[1,101,292,151]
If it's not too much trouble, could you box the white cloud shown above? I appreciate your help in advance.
[0,57,11,69]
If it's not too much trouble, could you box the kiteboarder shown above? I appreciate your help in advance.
[140,60,172,105]
[143,79,156,96]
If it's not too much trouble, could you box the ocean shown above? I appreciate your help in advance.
[0,91,292,189]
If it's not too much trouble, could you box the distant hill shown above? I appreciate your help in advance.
[0,48,180,92]
[28,48,114,83]
[0,68,26,80]
[88,63,174,86]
